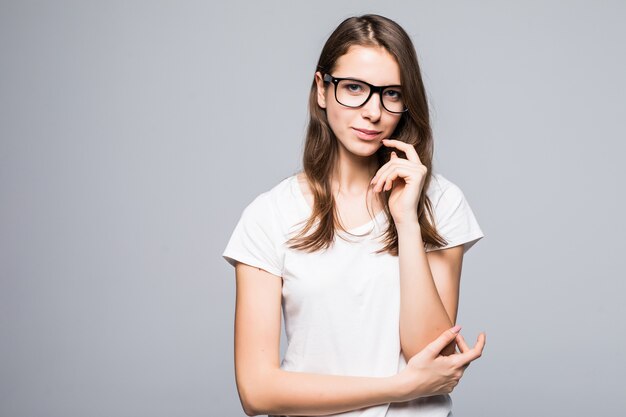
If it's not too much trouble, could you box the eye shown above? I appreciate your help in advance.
[345,83,363,93]
[338,79,368,95]
[384,89,402,101]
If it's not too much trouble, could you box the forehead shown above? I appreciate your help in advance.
[332,45,401,85]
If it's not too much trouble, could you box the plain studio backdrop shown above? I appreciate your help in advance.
[1,1,625,416]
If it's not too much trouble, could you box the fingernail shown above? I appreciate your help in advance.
[450,325,462,333]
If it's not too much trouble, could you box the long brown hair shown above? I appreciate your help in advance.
[287,14,448,256]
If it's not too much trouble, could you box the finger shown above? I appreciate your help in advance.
[383,166,400,191]
[371,163,392,189]
[455,332,486,365]
[371,157,400,186]
[455,333,471,354]
[383,153,400,190]
[375,166,414,192]
[383,166,416,191]
[372,162,396,192]
[384,175,395,192]
[424,325,462,359]
[383,152,400,191]
[381,139,422,164]
[370,157,413,187]
[455,335,472,371]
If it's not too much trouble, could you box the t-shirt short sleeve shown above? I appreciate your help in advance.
[222,194,283,277]
[425,180,485,254]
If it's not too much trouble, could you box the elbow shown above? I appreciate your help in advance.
[400,337,456,363]
[401,346,418,364]
[237,382,262,416]
[240,388,274,417]
[400,338,421,362]
[241,398,257,417]
[239,394,259,416]
[240,406,254,417]
[236,370,277,416]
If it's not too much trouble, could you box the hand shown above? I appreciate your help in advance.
[395,326,486,401]
[370,139,428,225]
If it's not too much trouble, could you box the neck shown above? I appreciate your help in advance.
[331,146,379,197]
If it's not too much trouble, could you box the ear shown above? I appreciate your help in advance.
[314,71,327,109]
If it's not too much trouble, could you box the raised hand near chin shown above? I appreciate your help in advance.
[370,139,428,226]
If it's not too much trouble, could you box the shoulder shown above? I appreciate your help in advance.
[425,172,464,208]
[424,172,484,253]
[223,177,296,276]
[240,173,301,225]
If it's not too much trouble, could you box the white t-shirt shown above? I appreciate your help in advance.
[222,172,485,417]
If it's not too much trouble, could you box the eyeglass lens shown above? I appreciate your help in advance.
[335,79,405,113]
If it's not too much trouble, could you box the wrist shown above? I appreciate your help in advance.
[395,219,421,235]
[387,373,411,403]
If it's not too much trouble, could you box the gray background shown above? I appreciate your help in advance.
[1,1,625,416]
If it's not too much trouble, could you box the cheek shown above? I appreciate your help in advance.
[385,115,402,133]
[325,105,349,134]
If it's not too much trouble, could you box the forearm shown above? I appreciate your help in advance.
[245,368,405,416]
[396,221,454,360]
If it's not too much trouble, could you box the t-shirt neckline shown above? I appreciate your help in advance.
[290,174,386,235]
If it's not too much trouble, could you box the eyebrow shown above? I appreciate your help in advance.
[335,75,402,87]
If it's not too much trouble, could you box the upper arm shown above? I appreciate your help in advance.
[426,244,464,324]
[234,262,283,413]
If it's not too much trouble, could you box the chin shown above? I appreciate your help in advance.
[335,131,382,157]
[348,142,380,157]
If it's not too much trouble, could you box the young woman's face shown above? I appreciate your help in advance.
[315,45,403,158]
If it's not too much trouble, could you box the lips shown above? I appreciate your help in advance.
[353,127,382,135]
[352,127,382,141]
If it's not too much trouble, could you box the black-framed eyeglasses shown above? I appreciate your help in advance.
[323,73,408,114]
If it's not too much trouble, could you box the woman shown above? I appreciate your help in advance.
[223,14,486,417]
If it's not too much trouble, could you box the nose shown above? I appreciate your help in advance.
[361,91,382,122]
